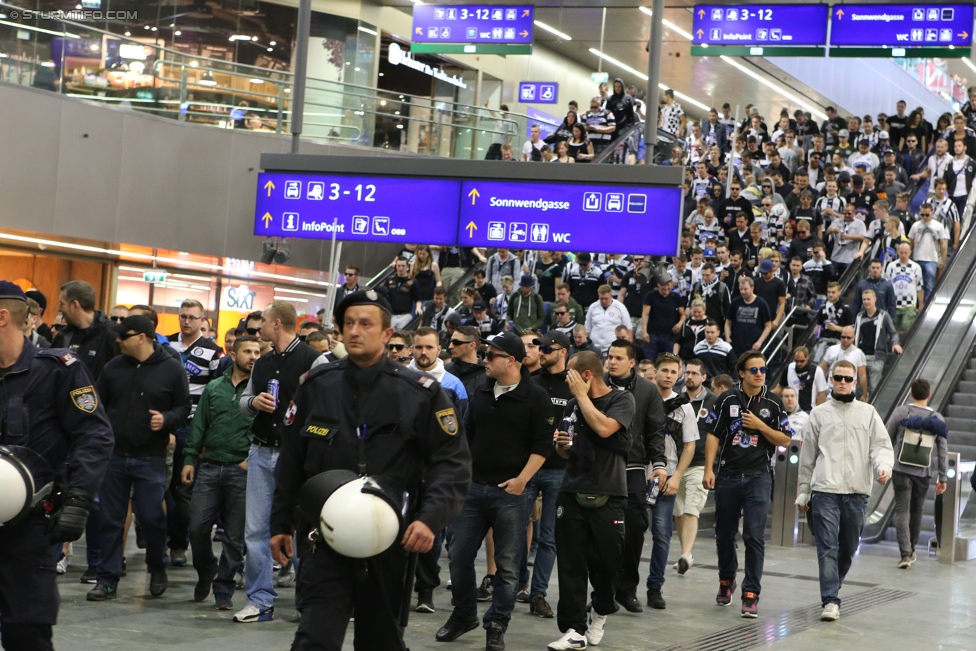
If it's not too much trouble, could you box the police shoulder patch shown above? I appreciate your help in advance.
[70,386,98,412]
[284,401,298,426]
[436,408,459,436]
[60,353,78,366]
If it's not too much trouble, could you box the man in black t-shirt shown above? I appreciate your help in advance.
[703,351,792,619]
[725,277,772,356]
[753,260,787,328]
[618,259,656,335]
[549,351,635,650]
[641,282,686,362]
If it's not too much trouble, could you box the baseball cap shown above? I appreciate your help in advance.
[857,138,870,147]
[838,171,852,182]
[23,289,45,311]
[759,260,774,274]
[519,273,535,288]
[882,147,895,155]
[488,332,526,360]
[0,281,26,303]
[703,247,717,258]
[839,129,849,138]
[878,130,889,140]
[110,315,155,338]
[533,331,571,350]
[472,300,488,312]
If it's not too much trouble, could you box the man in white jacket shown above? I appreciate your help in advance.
[795,359,894,623]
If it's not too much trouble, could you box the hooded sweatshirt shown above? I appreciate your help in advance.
[408,357,469,420]
[509,289,545,333]
[606,78,636,134]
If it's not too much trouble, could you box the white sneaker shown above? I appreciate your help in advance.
[56,553,69,575]
[821,603,840,621]
[232,604,274,623]
[548,629,587,650]
[275,561,296,588]
[677,554,694,575]
[586,610,607,646]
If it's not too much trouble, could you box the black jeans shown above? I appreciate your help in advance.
[892,471,931,557]
[167,426,192,551]
[414,529,444,593]
[554,494,625,634]
[615,490,649,599]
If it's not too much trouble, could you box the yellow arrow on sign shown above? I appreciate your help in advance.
[466,221,477,237]
[264,179,275,197]
[835,8,844,19]
[261,212,273,227]
[522,8,530,17]
[415,27,422,35]
[960,31,969,39]
[698,8,704,19]
[697,28,704,39]
[520,29,529,38]
[468,188,480,205]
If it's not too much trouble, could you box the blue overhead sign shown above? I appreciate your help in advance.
[254,172,461,245]
[518,81,559,104]
[692,4,829,46]
[457,181,682,255]
[829,4,974,47]
[411,4,534,44]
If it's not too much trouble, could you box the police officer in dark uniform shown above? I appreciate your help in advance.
[270,290,471,651]
[0,281,113,650]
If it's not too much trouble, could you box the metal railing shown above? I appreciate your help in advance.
[0,3,544,160]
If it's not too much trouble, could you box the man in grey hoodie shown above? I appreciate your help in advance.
[885,378,948,569]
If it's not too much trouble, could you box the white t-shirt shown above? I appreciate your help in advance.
[663,390,699,475]
[908,219,948,262]
[822,343,867,374]
[928,153,951,180]
[952,158,969,197]
[522,139,544,160]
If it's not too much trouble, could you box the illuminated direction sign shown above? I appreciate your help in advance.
[254,159,684,256]
[518,81,559,104]
[411,5,533,53]
[829,4,974,48]
[692,4,829,46]
[457,181,681,255]
[254,173,461,246]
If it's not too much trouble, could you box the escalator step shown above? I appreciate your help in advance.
[947,405,976,419]
[957,382,976,394]
[944,417,976,433]
[964,370,976,382]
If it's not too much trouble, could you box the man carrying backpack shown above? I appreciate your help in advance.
[885,378,948,569]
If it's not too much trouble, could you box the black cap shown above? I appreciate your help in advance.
[110,315,155,338]
[472,300,488,312]
[577,252,591,264]
[0,281,26,303]
[445,312,463,326]
[488,332,525,360]
[534,331,571,350]
[838,171,851,182]
[333,289,392,332]
[24,289,45,311]
[851,174,864,187]
[519,273,535,288]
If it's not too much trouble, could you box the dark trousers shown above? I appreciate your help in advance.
[615,491,649,598]
[809,492,868,607]
[892,471,931,558]
[0,517,57,650]
[714,472,772,595]
[167,427,192,551]
[447,483,531,630]
[415,530,444,593]
[643,334,675,363]
[291,539,410,651]
[84,498,102,568]
[97,453,168,587]
[188,462,247,598]
[554,494,625,635]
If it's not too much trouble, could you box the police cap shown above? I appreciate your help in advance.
[334,289,392,332]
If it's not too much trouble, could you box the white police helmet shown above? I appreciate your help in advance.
[0,446,50,525]
[299,470,406,559]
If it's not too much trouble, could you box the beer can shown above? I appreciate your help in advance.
[267,379,280,408]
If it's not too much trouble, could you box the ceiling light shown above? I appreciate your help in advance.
[357,26,377,36]
[267,47,273,52]
[964,58,976,75]
[41,61,56,68]
[638,7,694,40]
[249,78,265,84]
[589,48,647,81]
[150,26,157,31]
[89,43,99,51]
[229,34,251,41]
[198,71,217,87]
[144,25,150,29]
[189,60,199,67]
[251,36,258,41]
[534,20,571,41]
[269,40,276,46]
[174,30,181,36]
[719,55,827,120]
[124,30,131,36]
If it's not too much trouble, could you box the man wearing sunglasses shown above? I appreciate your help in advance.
[334,265,361,305]
[796,360,893,623]
[445,326,485,400]
[703,351,792,619]
[109,305,128,324]
[387,331,414,365]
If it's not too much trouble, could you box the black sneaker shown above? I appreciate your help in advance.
[214,593,233,611]
[486,621,505,651]
[135,522,146,549]
[615,592,644,613]
[476,575,495,602]
[647,587,666,610]
[515,581,531,603]
[86,583,117,601]
[415,589,435,613]
[80,566,97,584]
[150,570,168,597]
[435,613,479,642]
[194,573,215,602]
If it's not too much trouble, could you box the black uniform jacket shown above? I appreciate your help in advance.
[271,356,471,537]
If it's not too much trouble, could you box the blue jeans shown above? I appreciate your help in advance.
[714,472,772,595]
[96,454,168,588]
[646,491,676,590]
[243,443,279,609]
[518,468,564,598]
[643,334,675,362]
[918,260,937,302]
[448,483,532,630]
[809,492,868,607]
[188,462,248,599]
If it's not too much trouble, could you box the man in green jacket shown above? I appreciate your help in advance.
[182,335,261,610]
[548,282,586,330]
[510,274,546,333]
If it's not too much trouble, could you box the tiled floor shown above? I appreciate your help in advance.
[53,534,975,650]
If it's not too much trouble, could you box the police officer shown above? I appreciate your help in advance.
[0,281,113,650]
[270,290,471,651]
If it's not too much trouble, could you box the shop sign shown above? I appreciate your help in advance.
[223,284,256,310]
[387,42,467,89]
